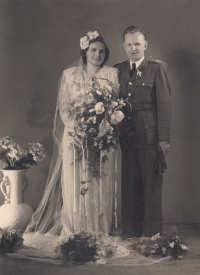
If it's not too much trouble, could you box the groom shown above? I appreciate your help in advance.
[115,26,171,237]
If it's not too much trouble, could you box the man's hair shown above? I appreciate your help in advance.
[123,26,147,41]
[80,36,110,65]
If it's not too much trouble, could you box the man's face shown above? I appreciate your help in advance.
[123,32,147,62]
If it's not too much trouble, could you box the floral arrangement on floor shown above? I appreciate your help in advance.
[54,232,116,264]
[0,137,45,170]
[67,79,125,178]
[0,228,23,254]
[129,229,189,259]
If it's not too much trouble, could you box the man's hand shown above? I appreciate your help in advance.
[159,141,170,155]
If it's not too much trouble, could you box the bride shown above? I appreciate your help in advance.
[23,31,124,256]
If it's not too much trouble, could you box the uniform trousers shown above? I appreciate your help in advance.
[121,145,163,237]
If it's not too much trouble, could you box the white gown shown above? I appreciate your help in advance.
[57,65,119,235]
[23,65,120,246]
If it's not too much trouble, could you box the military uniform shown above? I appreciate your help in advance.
[114,57,171,237]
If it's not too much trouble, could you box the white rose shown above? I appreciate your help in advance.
[80,117,85,123]
[169,242,175,248]
[111,101,118,107]
[80,36,89,50]
[87,31,99,40]
[95,102,105,114]
[96,90,102,96]
[110,110,124,124]
[88,116,96,124]
[180,244,189,251]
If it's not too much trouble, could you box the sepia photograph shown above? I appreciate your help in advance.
[0,0,199,274]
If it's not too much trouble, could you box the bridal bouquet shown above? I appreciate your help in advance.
[67,78,125,177]
[0,136,45,170]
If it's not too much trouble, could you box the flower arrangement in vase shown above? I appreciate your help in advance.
[0,136,45,170]
[0,136,45,231]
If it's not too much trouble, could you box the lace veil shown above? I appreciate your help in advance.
[25,58,85,235]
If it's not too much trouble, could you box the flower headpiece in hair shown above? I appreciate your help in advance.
[80,31,100,50]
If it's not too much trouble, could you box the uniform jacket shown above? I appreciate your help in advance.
[114,57,171,149]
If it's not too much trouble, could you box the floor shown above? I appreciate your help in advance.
[0,223,200,275]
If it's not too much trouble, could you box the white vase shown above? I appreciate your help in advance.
[0,169,33,231]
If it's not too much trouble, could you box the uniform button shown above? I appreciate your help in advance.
[142,83,145,86]
[128,82,132,85]
[128,93,131,96]
[128,116,130,120]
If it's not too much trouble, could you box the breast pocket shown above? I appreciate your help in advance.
[134,80,154,102]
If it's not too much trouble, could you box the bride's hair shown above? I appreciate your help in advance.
[80,36,110,65]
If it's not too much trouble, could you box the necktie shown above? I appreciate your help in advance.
[130,63,136,77]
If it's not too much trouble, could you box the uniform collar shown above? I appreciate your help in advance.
[137,56,149,71]
[130,56,144,70]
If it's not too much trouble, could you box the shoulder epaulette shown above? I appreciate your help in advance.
[149,59,162,64]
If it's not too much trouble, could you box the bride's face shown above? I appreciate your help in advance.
[86,41,106,67]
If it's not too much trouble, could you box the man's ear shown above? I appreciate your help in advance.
[144,41,148,50]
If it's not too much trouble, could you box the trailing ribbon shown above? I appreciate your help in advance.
[85,141,88,218]
[99,150,103,218]
[73,144,76,213]
[114,151,117,228]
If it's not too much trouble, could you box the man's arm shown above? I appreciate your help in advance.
[155,62,171,155]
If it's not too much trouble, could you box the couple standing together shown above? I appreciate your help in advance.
[26,26,171,243]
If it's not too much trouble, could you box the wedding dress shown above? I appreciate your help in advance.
[19,65,120,255]
[26,64,119,235]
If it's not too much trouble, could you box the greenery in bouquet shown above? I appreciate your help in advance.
[54,232,116,264]
[130,229,189,259]
[66,79,125,178]
[0,228,23,254]
[0,137,45,170]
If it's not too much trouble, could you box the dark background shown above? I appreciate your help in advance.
[0,0,200,224]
